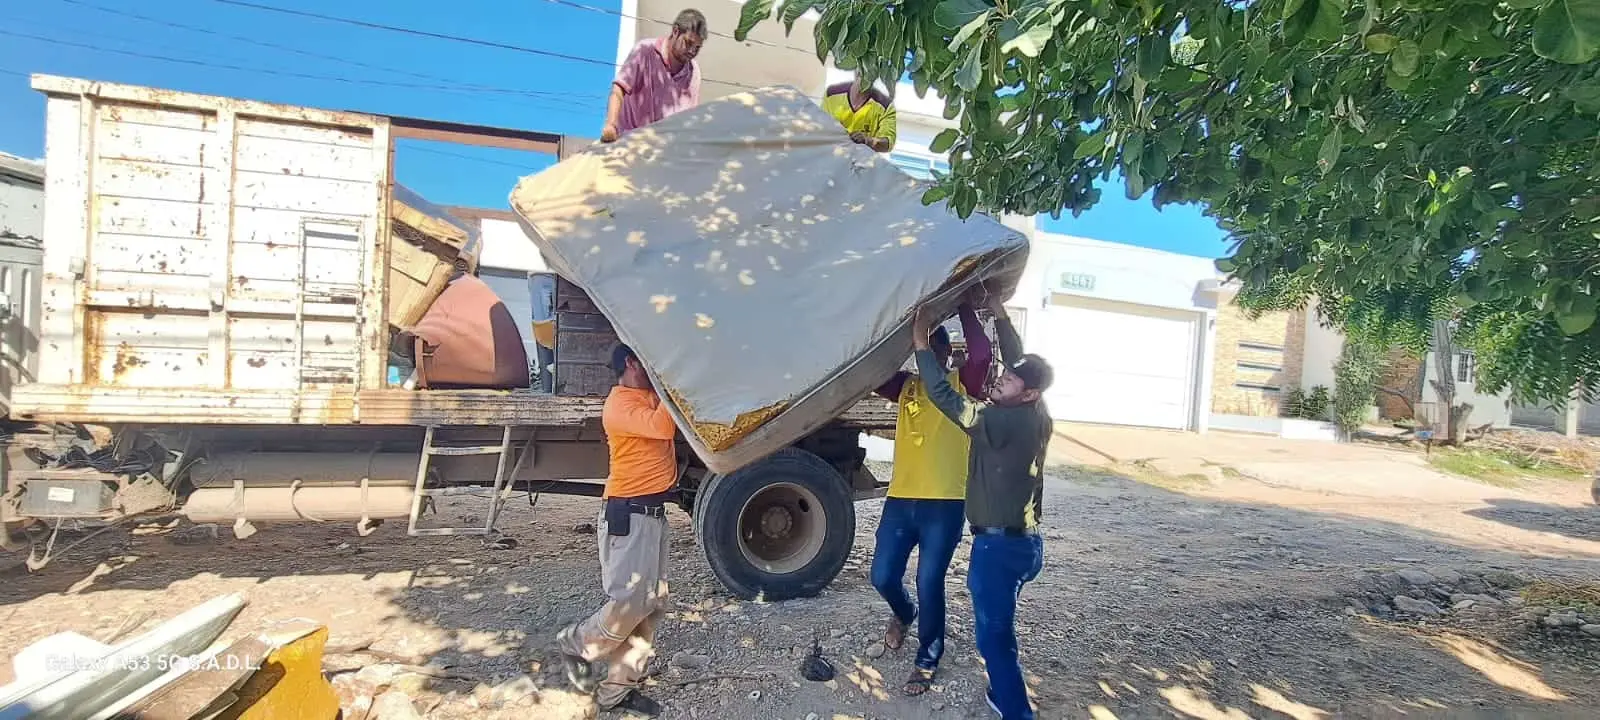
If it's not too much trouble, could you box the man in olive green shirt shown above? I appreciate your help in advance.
[912,293,1054,720]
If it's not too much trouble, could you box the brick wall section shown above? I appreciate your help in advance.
[1377,347,1423,420]
[1210,303,1307,416]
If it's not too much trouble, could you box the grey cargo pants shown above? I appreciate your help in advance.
[557,510,670,707]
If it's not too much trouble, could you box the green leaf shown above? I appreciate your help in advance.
[1137,36,1170,80]
[735,0,775,42]
[1533,0,1600,64]
[1390,39,1421,76]
[1284,0,1346,44]
[1420,21,1448,54]
[1073,131,1108,159]
[1318,124,1343,174]
[1364,33,1400,53]
[950,11,991,51]
[956,45,982,91]
[930,128,960,154]
[1215,257,1237,273]
[1283,0,1317,44]
[780,0,814,33]
[1506,0,1546,7]
[1558,291,1598,334]
[1386,63,1414,90]
[935,0,991,29]
[1564,78,1600,112]
[1308,0,1348,41]
[921,185,951,205]
[1283,0,1310,22]
[1001,21,1053,57]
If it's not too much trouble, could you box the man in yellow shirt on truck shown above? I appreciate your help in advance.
[869,291,991,695]
[821,72,897,153]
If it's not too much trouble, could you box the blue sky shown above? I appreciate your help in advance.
[0,0,1231,259]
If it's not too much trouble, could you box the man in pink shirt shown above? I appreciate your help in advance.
[601,9,706,143]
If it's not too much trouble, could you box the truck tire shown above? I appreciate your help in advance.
[695,447,854,601]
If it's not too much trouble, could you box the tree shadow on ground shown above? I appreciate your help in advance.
[1465,497,1600,544]
[1,466,1598,718]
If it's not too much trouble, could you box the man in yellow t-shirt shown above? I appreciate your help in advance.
[870,295,991,696]
[822,73,897,153]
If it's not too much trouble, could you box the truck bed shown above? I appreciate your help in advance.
[6,385,897,429]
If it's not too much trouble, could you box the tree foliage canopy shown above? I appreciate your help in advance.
[738,0,1600,405]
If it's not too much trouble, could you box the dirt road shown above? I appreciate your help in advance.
[3,460,1599,719]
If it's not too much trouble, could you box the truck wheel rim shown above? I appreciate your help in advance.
[736,481,825,575]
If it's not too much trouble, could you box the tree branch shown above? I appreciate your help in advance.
[1374,385,1415,415]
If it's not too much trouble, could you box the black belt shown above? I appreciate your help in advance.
[970,525,1036,537]
[609,491,676,518]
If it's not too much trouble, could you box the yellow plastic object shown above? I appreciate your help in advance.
[532,318,557,349]
[215,623,339,720]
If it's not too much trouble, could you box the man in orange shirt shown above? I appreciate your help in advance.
[556,344,678,717]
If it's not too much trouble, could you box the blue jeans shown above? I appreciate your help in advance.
[869,497,966,670]
[969,533,1044,720]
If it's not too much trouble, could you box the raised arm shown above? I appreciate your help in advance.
[913,306,990,438]
[987,294,1024,365]
[956,303,990,397]
[916,349,986,438]
[608,393,678,440]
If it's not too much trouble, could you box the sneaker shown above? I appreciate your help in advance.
[554,627,597,692]
[604,689,662,717]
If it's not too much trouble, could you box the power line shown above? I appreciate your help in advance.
[54,0,601,103]
[396,142,549,171]
[209,0,618,69]
[207,0,766,91]
[0,29,601,116]
[540,0,816,57]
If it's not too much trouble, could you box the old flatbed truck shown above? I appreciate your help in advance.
[0,75,897,601]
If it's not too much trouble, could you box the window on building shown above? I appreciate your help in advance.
[1238,340,1284,353]
[1235,381,1281,392]
[888,152,951,180]
[1236,360,1282,372]
[1456,351,1476,384]
[1003,306,1026,338]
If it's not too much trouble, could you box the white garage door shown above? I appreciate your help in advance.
[1032,296,1199,430]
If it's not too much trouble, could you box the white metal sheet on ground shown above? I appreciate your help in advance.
[1035,297,1198,430]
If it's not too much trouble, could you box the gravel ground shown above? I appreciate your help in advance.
[3,462,1600,719]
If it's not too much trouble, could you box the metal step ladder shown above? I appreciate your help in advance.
[406,425,516,536]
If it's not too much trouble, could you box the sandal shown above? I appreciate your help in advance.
[903,666,936,696]
[884,617,909,651]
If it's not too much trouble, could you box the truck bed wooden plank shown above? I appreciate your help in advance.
[7,386,898,429]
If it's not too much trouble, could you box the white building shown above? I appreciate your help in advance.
[0,153,44,410]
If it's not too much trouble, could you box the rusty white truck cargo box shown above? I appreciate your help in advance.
[512,86,1027,474]
[8,76,512,426]
[26,75,390,398]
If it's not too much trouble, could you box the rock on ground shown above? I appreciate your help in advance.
[1393,596,1444,617]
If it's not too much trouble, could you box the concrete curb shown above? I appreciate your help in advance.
[1052,429,1119,465]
